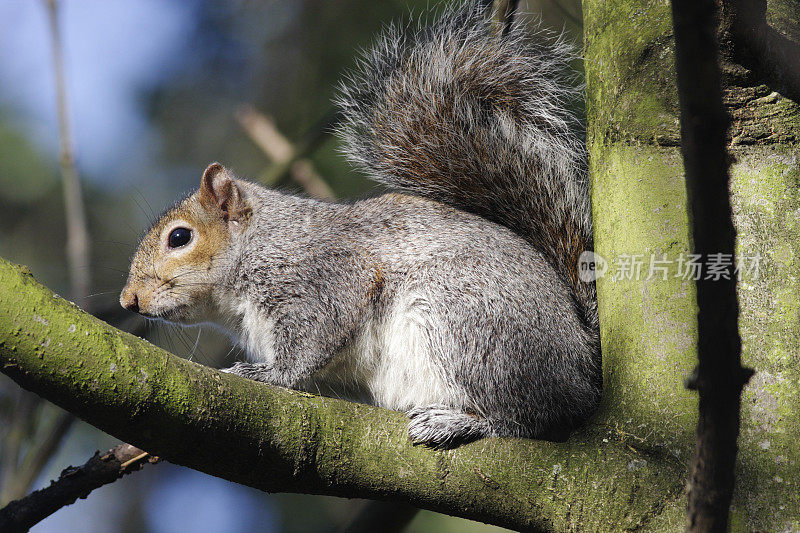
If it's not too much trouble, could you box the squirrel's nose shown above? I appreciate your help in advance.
[120,290,139,313]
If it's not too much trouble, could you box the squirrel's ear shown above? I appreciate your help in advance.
[199,163,249,221]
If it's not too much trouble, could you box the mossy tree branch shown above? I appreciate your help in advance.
[0,258,685,531]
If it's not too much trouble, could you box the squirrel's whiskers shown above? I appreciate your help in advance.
[121,2,600,449]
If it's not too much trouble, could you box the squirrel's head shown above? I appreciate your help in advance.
[120,163,251,324]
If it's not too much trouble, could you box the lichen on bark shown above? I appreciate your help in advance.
[585,0,800,528]
[0,258,687,531]
[0,0,798,527]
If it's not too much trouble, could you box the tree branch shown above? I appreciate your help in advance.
[669,0,754,530]
[44,0,91,306]
[236,106,336,201]
[720,0,800,104]
[0,444,155,532]
[0,258,686,532]
[30,1,89,500]
[492,0,521,36]
[247,109,339,192]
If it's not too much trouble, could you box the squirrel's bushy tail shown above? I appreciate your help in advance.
[336,3,596,329]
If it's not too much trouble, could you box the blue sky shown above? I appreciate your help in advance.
[0,3,282,531]
[0,0,196,182]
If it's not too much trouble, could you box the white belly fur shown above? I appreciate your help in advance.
[307,292,463,411]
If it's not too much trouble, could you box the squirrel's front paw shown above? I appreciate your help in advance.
[406,404,491,449]
[220,362,274,383]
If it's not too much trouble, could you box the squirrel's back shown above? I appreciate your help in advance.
[336,2,596,331]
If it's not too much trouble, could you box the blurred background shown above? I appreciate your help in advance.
[0,0,582,531]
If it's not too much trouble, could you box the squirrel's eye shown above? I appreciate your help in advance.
[167,227,192,248]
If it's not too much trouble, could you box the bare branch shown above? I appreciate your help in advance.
[6,0,96,504]
[44,0,91,307]
[289,160,336,201]
[669,0,755,529]
[259,109,339,188]
[237,106,336,201]
[0,444,156,533]
[236,106,293,162]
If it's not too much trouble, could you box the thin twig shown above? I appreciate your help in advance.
[4,0,91,504]
[236,107,293,161]
[237,105,337,200]
[669,0,754,530]
[0,444,157,533]
[289,160,335,201]
[119,452,151,469]
[264,110,339,189]
[45,0,91,307]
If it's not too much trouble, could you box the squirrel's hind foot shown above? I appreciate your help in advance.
[221,362,276,383]
[406,404,491,449]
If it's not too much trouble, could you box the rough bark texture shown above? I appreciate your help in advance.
[1,2,799,528]
[584,0,800,530]
[0,258,685,532]
[719,0,800,105]
[0,444,154,533]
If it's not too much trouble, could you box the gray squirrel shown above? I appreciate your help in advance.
[120,2,601,448]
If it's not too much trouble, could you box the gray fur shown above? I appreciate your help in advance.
[131,2,601,449]
[216,185,600,448]
[335,1,596,330]
[407,405,492,449]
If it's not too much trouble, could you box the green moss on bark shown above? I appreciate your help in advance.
[585,0,800,528]
[730,148,800,530]
[583,0,680,147]
[590,145,698,457]
[0,258,686,531]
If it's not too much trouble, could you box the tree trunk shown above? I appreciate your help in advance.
[1,2,799,529]
[584,0,800,529]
